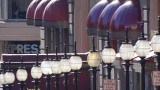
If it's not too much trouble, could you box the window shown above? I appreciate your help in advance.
[8,0,32,19]
[0,0,2,19]
[41,28,70,53]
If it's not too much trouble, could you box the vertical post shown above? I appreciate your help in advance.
[64,73,68,90]
[158,16,160,34]
[74,70,78,90]
[157,53,160,90]
[124,61,130,90]
[7,61,12,90]
[55,46,60,90]
[67,0,74,52]
[157,53,160,72]
[20,81,24,90]
[55,74,59,90]
[34,79,38,90]
[107,64,112,79]
[8,84,11,90]
[92,67,97,90]
[140,57,146,90]
[0,0,1,19]
[4,0,8,20]
[2,62,6,90]
[3,85,6,90]
[92,37,96,51]
[46,75,50,90]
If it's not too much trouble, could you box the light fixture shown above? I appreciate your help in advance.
[51,46,61,90]
[40,46,52,90]
[135,24,150,58]
[60,44,71,90]
[87,36,101,90]
[5,61,15,90]
[31,54,42,90]
[119,27,134,90]
[69,42,82,90]
[135,22,150,90]
[0,62,6,90]
[40,46,52,75]
[119,28,135,61]
[151,16,160,53]
[16,56,28,90]
[151,16,160,89]
[102,31,116,79]
[87,37,101,68]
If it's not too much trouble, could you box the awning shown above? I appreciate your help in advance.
[97,0,124,36]
[34,0,50,26]
[110,0,141,40]
[86,0,108,36]
[26,0,41,25]
[42,0,68,28]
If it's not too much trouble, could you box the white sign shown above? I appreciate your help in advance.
[103,79,116,90]
[152,71,160,86]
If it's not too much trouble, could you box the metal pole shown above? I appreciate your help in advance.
[124,61,131,90]
[107,63,112,79]
[73,70,78,90]
[92,67,97,90]
[140,57,146,90]
[20,81,24,90]
[3,85,6,90]
[46,75,50,90]
[55,74,60,90]
[157,53,160,90]
[64,73,68,90]
[8,84,11,90]
[34,79,39,90]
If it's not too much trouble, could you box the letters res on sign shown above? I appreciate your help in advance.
[1,41,40,54]
[103,79,116,90]
[152,71,160,86]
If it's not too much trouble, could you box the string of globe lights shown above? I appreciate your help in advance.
[0,43,82,90]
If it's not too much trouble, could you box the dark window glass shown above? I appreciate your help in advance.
[43,28,70,53]
[8,0,32,19]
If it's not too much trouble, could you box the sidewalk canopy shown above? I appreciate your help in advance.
[42,0,68,28]
[34,0,50,26]
[86,0,108,36]
[26,0,41,25]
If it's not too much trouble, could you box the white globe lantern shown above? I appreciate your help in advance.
[69,56,82,70]
[0,73,6,84]
[151,35,160,53]
[40,59,52,75]
[60,58,71,73]
[102,48,116,63]
[31,66,42,79]
[135,40,150,57]
[119,43,135,60]
[16,69,28,81]
[4,72,15,84]
[51,61,61,74]
[87,51,101,67]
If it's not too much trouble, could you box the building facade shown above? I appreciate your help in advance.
[0,0,160,90]
[0,0,40,54]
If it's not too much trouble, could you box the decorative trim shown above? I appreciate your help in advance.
[97,29,108,37]
[42,20,68,28]
[34,19,42,26]
[110,30,141,40]
[26,19,34,25]
[86,28,97,36]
